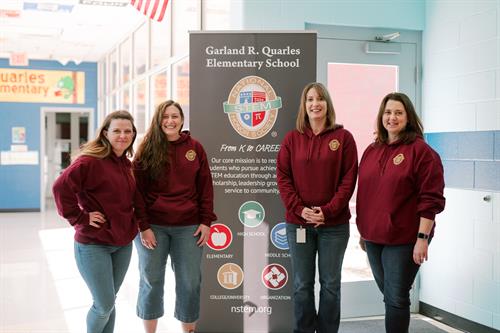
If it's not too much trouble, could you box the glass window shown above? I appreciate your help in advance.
[327,62,398,282]
[172,0,200,56]
[151,18,171,69]
[121,38,132,84]
[110,92,118,112]
[134,80,147,134]
[151,69,169,109]
[172,57,189,129]
[99,59,107,95]
[202,0,232,30]
[134,23,149,77]
[98,98,105,125]
[122,86,131,112]
[109,49,118,91]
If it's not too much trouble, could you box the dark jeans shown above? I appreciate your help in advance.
[365,241,420,333]
[286,223,349,333]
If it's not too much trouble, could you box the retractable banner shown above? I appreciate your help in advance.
[190,31,316,333]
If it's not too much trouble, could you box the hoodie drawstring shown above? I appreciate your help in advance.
[307,135,315,161]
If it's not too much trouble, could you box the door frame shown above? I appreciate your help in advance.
[40,107,94,212]
[307,22,422,115]
[308,23,423,317]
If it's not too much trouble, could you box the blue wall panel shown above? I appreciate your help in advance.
[442,160,475,189]
[0,165,40,208]
[494,132,500,161]
[457,132,494,160]
[0,59,97,210]
[427,131,500,192]
[475,161,500,191]
[426,132,459,159]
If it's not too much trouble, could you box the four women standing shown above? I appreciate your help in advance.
[54,90,444,332]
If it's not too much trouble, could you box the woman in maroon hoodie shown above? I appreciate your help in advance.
[52,110,139,333]
[133,100,216,333]
[277,82,358,333]
[356,92,445,333]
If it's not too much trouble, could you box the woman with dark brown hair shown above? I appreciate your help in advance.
[53,110,139,333]
[356,92,445,333]
[133,100,216,333]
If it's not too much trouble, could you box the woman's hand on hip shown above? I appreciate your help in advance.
[194,224,210,247]
[88,211,106,228]
[140,228,157,250]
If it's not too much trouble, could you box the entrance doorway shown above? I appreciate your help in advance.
[40,107,94,211]
[308,23,422,318]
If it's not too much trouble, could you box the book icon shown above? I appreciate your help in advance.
[270,222,289,250]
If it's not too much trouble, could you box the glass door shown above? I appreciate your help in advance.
[42,108,93,210]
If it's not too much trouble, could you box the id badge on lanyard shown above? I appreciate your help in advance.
[297,226,306,243]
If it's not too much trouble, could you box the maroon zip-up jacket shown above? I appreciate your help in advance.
[277,125,358,226]
[52,154,139,246]
[133,131,217,231]
[356,137,445,245]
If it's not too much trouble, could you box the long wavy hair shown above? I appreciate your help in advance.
[78,110,136,159]
[134,100,184,180]
[375,92,423,144]
[296,82,336,133]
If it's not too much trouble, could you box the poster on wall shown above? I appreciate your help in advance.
[0,68,85,104]
[190,31,316,333]
[11,127,26,144]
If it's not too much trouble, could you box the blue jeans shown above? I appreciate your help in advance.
[135,224,203,322]
[365,241,421,333]
[286,223,349,333]
[74,241,132,333]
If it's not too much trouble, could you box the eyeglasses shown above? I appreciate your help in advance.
[106,129,135,136]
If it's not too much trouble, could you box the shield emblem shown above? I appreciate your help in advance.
[239,90,266,127]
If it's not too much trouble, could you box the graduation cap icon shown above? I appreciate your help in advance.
[242,209,262,223]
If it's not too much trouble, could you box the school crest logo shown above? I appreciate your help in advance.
[393,153,405,165]
[185,149,196,161]
[329,139,340,151]
[223,76,282,139]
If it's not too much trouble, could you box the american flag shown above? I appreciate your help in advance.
[130,0,169,22]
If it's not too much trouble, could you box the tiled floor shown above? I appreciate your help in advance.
[0,209,463,333]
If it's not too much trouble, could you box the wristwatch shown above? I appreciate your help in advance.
[417,232,429,240]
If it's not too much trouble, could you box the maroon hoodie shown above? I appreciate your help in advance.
[356,137,445,245]
[277,125,358,226]
[133,131,217,230]
[52,154,139,246]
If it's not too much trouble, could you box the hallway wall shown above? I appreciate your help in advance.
[0,59,97,210]
[420,0,500,330]
[241,0,424,30]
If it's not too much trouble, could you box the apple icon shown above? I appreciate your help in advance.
[211,227,227,247]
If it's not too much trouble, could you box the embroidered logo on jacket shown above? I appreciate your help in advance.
[393,153,405,165]
[185,150,196,161]
[329,139,340,151]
